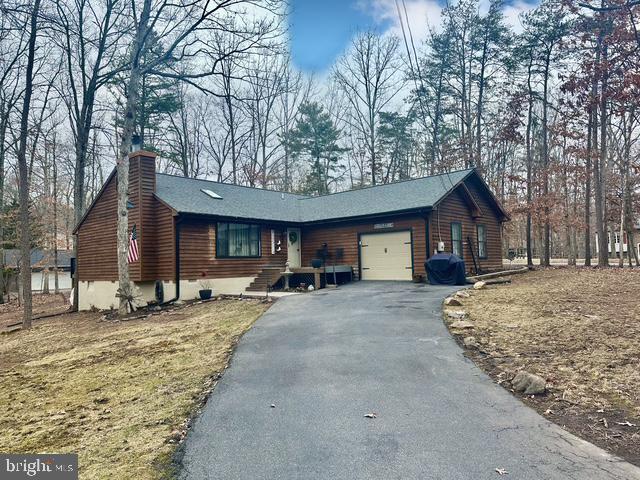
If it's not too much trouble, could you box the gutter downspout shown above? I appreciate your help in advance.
[425,212,431,260]
[162,217,181,305]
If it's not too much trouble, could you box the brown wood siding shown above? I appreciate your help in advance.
[78,160,504,283]
[301,214,428,279]
[77,172,118,281]
[149,199,176,280]
[77,154,164,282]
[429,179,503,272]
[179,221,288,279]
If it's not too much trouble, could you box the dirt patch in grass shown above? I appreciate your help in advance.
[0,293,70,329]
[0,298,270,479]
[444,268,640,466]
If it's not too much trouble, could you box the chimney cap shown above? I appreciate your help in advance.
[131,134,141,152]
[128,150,157,159]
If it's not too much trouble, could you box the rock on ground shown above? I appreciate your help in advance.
[446,310,466,320]
[463,336,479,348]
[444,297,463,306]
[450,320,475,330]
[473,281,487,290]
[512,371,546,395]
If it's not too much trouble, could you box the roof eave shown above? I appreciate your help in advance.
[300,207,433,226]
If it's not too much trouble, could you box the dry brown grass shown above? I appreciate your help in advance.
[0,299,269,479]
[448,268,640,465]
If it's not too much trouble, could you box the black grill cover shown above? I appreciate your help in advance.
[425,253,467,285]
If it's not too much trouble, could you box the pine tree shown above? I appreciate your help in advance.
[281,102,346,195]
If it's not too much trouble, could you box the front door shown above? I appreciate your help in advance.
[287,228,301,268]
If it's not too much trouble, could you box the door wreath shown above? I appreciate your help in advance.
[288,231,298,244]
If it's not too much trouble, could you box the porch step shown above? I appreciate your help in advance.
[246,266,285,292]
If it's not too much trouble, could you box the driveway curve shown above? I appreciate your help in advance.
[178,282,640,480]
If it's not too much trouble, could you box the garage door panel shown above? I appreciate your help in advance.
[360,231,413,281]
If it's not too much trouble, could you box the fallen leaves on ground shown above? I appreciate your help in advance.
[0,299,269,479]
[448,268,640,466]
[0,292,69,329]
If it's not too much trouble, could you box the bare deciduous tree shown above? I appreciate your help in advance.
[334,32,403,185]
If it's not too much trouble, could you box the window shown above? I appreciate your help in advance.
[451,223,463,257]
[216,223,261,258]
[477,224,487,259]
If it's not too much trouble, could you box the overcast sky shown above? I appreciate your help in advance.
[289,0,539,73]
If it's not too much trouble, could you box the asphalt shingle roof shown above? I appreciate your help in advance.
[155,168,475,223]
[3,249,73,268]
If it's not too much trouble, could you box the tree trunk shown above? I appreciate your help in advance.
[541,51,551,267]
[53,157,59,294]
[476,35,488,170]
[563,158,576,266]
[628,228,639,267]
[116,0,151,315]
[621,107,635,266]
[17,0,42,329]
[0,107,7,304]
[525,52,534,267]
[595,37,609,268]
[223,62,238,185]
[43,268,50,294]
[369,117,377,185]
[584,107,593,266]
[618,205,625,268]
[431,56,445,172]
[72,129,88,310]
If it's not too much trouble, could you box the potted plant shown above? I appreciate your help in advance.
[199,280,213,300]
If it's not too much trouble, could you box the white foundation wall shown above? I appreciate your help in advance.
[178,277,254,300]
[78,277,255,310]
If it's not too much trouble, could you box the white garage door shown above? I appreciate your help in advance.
[360,231,413,281]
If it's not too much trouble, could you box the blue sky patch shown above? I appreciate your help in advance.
[289,0,392,72]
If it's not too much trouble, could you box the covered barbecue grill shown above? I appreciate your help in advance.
[425,253,467,286]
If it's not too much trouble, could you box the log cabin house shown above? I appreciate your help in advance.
[73,151,509,310]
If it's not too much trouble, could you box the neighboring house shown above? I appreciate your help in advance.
[73,151,509,310]
[2,248,73,291]
[595,227,640,259]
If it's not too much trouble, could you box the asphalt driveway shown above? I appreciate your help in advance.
[178,282,640,480]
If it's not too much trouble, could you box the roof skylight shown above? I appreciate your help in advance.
[201,188,223,200]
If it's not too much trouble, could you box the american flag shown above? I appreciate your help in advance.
[128,224,139,263]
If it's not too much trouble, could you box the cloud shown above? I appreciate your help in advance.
[358,0,444,43]
[359,0,539,38]
[502,0,537,33]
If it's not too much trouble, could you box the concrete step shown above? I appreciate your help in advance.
[246,265,285,292]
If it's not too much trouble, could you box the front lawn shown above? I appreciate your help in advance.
[0,298,269,479]
[446,268,640,466]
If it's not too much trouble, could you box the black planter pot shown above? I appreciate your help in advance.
[199,289,212,300]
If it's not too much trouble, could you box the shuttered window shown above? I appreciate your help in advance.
[216,223,261,258]
[451,222,463,258]
[477,224,487,259]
